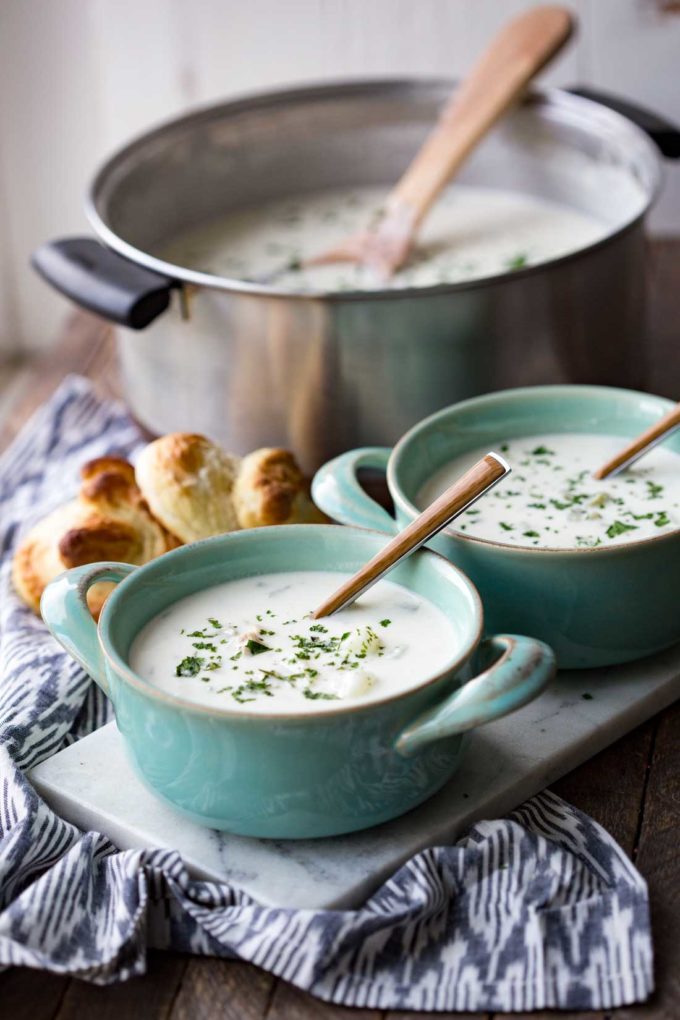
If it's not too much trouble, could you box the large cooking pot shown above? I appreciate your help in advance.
[33,80,679,472]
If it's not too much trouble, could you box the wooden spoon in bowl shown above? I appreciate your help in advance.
[594,401,680,480]
[313,452,509,619]
[303,5,574,282]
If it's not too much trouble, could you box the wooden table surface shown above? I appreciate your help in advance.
[1,242,679,1019]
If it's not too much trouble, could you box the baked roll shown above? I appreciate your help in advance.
[12,456,177,617]
[233,447,328,528]
[135,433,241,543]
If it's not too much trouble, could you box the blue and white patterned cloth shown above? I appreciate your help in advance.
[0,377,654,1010]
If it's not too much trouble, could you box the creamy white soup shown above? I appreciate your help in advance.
[159,184,606,291]
[129,571,459,712]
[418,433,680,549]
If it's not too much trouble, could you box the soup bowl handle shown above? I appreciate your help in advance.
[40,562,137,698]
[312,447,398,534]
[395,634,555,757]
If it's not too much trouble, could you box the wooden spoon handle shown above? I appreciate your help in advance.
[386,5,574,228]
[594,402,680,480]
[313,452,509,619]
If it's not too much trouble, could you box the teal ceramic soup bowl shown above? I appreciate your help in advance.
[312,386,680,670]
[41,525,554,839]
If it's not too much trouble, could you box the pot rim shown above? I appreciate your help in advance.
[85,78,662,304]
[98,524,484,721]
[388,384,680,556]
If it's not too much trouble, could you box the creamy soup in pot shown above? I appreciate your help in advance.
[129,571,460,712]
[159,184,606,291]
[418,433,680,549]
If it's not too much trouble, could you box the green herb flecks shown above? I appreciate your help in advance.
[203,657,223,671]
[246,639,271,656]
[175,656,203,677]
[607,520,638,540]
[505,252,528,271]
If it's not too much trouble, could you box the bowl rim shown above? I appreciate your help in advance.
[98,524,484,720]
[388,383,680,556]
[86,79,659,303]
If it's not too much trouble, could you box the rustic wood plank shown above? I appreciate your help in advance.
[169,958,274,1020]
[615,702,680,1020]
[495,1014,607,1020]
[266,979,382,1019]
[0,311,112,452]
[0,968,70,1020]
[53,951,187,1020]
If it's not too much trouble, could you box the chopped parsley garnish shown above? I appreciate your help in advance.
[232,678,275,702]
[523,530,540,538]
[303,689,339,701]
[607,520,638,539]
[655,511,670,527]
[531,446,555,456]
[499,522,513,531]
[192,641,217,652]
[505,252,528,270]
[581,692,593,701]
[208,618,222,629]
[175,656,203,677]
[246,639,271,656]
[203,657,222,671]
[380,619,392,628]
[647,481,663,500]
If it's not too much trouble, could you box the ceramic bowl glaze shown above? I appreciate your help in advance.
[41,525,554,838]
[312,386,680,669]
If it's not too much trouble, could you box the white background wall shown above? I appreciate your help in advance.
[0,0,679,355]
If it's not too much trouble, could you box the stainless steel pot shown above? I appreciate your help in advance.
[33,80,679,472]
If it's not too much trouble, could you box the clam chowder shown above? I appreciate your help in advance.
[159,184,605,291]
[418,433,680,549]
[129,571,459,712]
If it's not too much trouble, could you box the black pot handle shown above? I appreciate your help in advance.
[567,86,680,159]
[31,237,177,330]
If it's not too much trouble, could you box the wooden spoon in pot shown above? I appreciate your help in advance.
[303,5,574,282]
[594,402,680,480]
[313,452,509,619]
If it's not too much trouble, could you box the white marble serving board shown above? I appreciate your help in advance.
[30,645,680,909]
